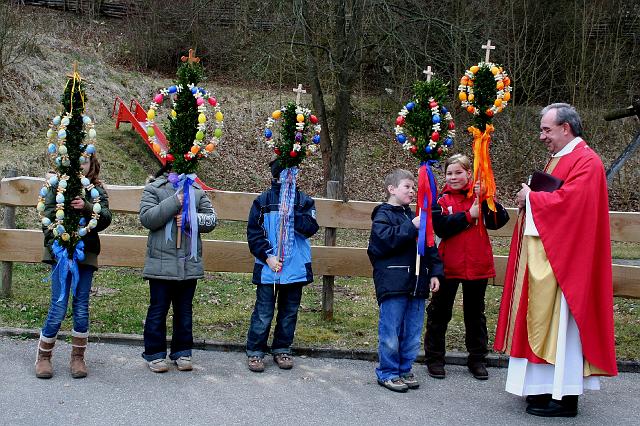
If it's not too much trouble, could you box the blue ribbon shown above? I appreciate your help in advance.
[417,160,439,256]
[49,240,85,303]
[277,167,298,264]
[165,173,198,259]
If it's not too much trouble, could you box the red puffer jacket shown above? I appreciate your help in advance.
[432,182,509,280]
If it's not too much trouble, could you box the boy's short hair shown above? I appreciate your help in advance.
[384,169,414,197]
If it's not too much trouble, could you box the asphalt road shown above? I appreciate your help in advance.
[1,336,638,426]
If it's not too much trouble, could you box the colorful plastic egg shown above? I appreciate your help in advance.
[264,129,272,138]
[312,134,320,144]
[214,128,222,138]
[55,209,65,220]
[78,228,87,237]
[88,129,96,138]
[82,115,92,125]
[58,180,67,189]
[397,134,407,144]
[406,102,415,111]
[198,113,207,123]
[208,97,218,107]
[86,144,96,154]
[147,127,155,137]
[171,110,177,118]
[431,132,440,141]
[48,176,58,186]
[61,117,70,126]
[396,116,405,126]
[52,116,61,125]
[215,111,223,122]
[93,203,101,213]
[57,129,67,139]
[432,115,441,124]
[196,98,204,106]
[272,110,282,120]
[168,86,177,94]
[47,129,54,139]
[61,158,70,167]
[310,115,318,124]
[61,233,70,241]
[153,93,164,103]
[147,109,156,120]
[196,131,204,140]
[42,217,51,227]
[81,177,90,186]
[90,188,99,199]
[58,145,67,155]
[89,219,98,229]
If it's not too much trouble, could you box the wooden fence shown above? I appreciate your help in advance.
[1,176,638,300]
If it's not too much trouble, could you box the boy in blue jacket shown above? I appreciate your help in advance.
[245,159,319,372]
[368,169,443,392]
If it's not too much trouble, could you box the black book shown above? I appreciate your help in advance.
[528,170,563,192]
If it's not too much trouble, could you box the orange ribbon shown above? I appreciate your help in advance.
[467,124,496,213]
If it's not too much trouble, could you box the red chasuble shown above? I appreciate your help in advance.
[495,141,617,376]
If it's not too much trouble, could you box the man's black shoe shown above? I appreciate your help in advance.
[525,393,551,407]
[468,363,488,380]
[526,396,578,418]
[427,363,445,379]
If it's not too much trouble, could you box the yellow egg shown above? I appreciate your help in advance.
[171,110,177,118]
[458,92,467,101]
[494,99,503,107]
[198,113,207,124]
[61,233,70,241]
[491,66,499,75]
[468,93,475,102]
[215,111,223,122]
[272,110,282,120]
[470,66,479,74]
[296,114,305,123]
[147,109,156,120]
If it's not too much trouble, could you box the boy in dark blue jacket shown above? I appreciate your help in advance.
[245,160,319,372]
[368,169,443,392]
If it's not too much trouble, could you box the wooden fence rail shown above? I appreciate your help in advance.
[1,177,638,299]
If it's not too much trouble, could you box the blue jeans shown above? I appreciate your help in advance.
[142,279,197,361]
[376,295,426,382]
[41,265,94,338]
[246,284,303,358]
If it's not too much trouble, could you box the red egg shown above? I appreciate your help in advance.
[274,148,281,155]
[431,131,440,141]
[208,97,217,106]
[165,154,175,162]
[448,121,455,130]
[395,116,405,126]
[429,101,437,109]
[409,146,418,154]
[310,115,318,124]
[290,150,298,157]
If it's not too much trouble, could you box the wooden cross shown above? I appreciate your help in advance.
[181,48,200,64]
[423,66,434,82]
[482,39,495,62]
[293,84,306,105]
[66,62,79,79]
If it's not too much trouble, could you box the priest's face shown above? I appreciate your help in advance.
[539,109,572,155]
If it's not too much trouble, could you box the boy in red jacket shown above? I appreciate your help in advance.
[425,154,509,380]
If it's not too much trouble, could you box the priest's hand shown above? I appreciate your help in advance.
[517,183,531,209]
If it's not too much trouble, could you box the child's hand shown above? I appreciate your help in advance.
[430,277,440,292]
[175,213,182,227]
[266,256,282,273]
[469,198,480,219]
[412,216,421,228]
[70,196,86,210]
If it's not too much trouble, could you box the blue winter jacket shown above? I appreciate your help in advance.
[368,203,444,304]
[247,180,319,285]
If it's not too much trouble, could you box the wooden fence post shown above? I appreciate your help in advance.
[1,169,17,298]
[321,180,339,320]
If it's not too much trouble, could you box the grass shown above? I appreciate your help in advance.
[1,262,638,360]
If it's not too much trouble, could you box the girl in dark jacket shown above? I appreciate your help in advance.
[36,155,112,379]
[425,154,509,380]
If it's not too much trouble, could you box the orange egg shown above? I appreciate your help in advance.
[504,77,511,86]
[466,105,475,113]
[205,143,215,152]
[467,80,474,87]
[191,145,200,155]
[497,81,504,90]
[152,143,161,154]
[460,76,469,85]
[458,92,467,101]
[272,110,282,120]
[494,99,503,107]
[503,92,511,102]
[486,109,494,117]
[497,107,503,113]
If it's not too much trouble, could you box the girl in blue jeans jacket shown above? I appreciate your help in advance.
[36,155,111,379]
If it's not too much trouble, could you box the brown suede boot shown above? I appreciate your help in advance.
[35,335,56,379]
[70,336,88,379]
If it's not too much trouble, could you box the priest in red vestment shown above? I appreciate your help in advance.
[494,103,617,418]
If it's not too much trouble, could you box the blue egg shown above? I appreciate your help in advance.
[397,134,407,144]
[54,157,61,166]
[445,138,453,146]
[42,217,51,227]
[52,116,61,125]
[82,115,92,125]
[58,180,67,189]
[441,106,448,114]
[40,187,49,197]
[406,102,415,111]
[79,217,87,226]
[78,228,87,237]
[57,129,67,139]
[425,145,433,153]
[55,193,65,204]
[264,129,272,138]
[432,115,441,124]
[48,176,58,186]
[48,144,57,154]
[81,177,90,187]
[90,188,99,198]
[191,87,197,94]
[313,134,321,144]
[56,225,65,234]
[168,86,177,94]
[86,144,96,154]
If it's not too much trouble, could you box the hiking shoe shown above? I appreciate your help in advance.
[400,372,420,389]
[378,377,409,393]
[468,363,488,380]
[174,356,193,371]
[147,358,169,373]
[248,356,265,373]
[273,353,294,370]
[427,363,446,379]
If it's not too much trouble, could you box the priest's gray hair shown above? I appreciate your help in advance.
[541,103,583,137]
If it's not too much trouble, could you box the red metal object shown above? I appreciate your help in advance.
[112,97,214,190]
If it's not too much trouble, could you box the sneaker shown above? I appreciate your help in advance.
[468,363,488,380]
[378,377,409,393]
[247,356,265,373]
[427,363,446,379]
[400,372,420,389]
[147,358,169,373]
[174,356,193,371]
[273,353,294,370]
